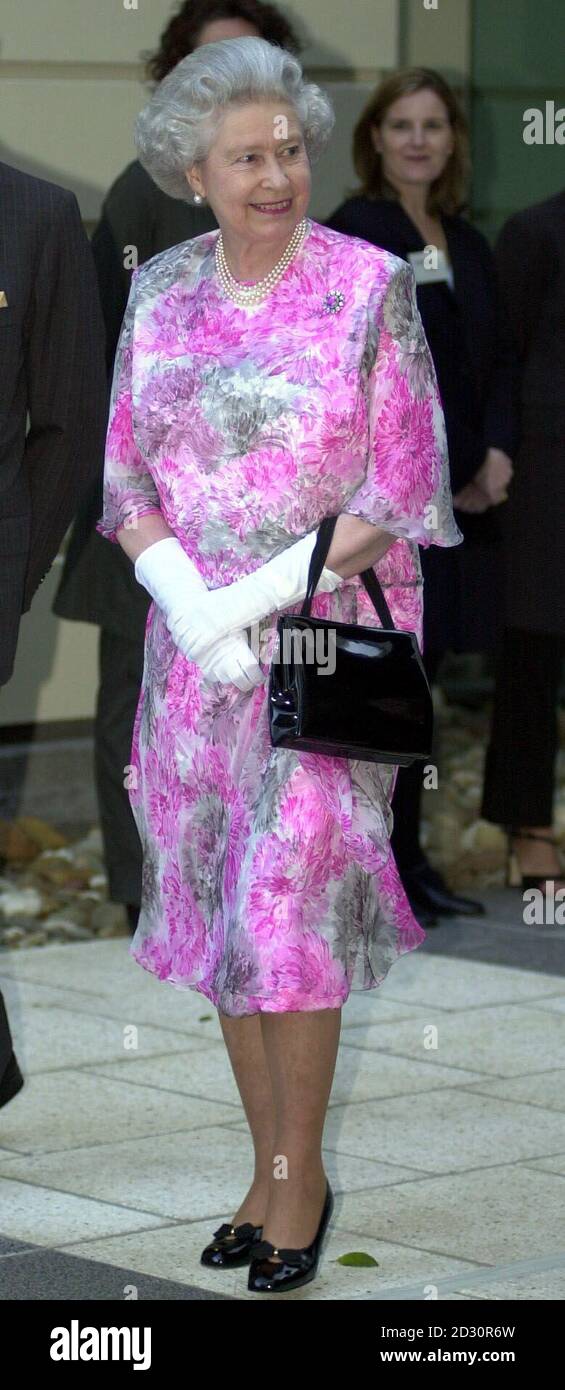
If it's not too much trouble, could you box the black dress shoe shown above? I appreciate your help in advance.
[247,1182,334,1293]
[0,1051,24,1109]
[402,861,485,917]
[200,1219,263,1269]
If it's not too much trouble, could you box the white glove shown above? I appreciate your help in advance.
[196,632,264,692]
[134,537,263,691]
[166,531,343,668]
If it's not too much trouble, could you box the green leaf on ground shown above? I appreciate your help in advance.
[335,1251,379,1267]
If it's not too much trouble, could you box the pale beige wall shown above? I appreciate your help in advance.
[0,0,469,725]
[400,0,471,83]
[1,0,397,221]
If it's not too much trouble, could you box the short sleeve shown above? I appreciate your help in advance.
[343,260,463,550]
[95,267,162,543]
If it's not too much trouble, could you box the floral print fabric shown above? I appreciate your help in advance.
[96,219,462,1015]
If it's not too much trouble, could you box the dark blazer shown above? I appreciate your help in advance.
[0,160,107,684]
[494,189,565,634]
[52,161,217,639]
[326,195,519,651]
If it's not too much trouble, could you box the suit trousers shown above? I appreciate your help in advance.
[94,627,145,906]
[0,990,14,1078]
[0,470,31,686]
[390,647,443,872]
[481,627,565,827]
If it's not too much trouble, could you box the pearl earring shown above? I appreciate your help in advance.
[193,192,203,204]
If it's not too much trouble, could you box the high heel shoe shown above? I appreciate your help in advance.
[247,1181,334,1293]
[200,1219,263,1269]
[506,830,565,893]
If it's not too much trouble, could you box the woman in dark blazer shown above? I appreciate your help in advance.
[327,68,518,926]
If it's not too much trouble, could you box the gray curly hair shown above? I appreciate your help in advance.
[134,36,335,201]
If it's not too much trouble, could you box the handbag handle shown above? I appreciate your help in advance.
[300,515,396,629]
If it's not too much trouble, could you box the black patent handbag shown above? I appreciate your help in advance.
[268,515,434,766]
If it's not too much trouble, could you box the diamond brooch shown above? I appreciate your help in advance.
[322,290,345,314]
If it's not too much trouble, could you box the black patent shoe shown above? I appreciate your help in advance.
[402,860,485,917]
[0,1051,24,1109]
[200,1219,263,1269]
[247,1182,334,1293]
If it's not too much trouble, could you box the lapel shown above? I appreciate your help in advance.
[391,203,467,305]
[442,216,475,311]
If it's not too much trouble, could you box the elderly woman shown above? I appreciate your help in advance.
[96,37,462,1294]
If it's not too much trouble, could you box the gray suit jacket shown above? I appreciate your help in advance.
[0,159,107,683]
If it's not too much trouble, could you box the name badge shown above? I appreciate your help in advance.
[408,248,452,285]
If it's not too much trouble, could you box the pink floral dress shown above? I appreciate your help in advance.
[96,218,462,1016]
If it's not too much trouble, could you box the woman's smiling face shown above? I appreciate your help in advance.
[372,88,455,193]
[186,100,311,245]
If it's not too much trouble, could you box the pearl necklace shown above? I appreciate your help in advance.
[215,217,308,307]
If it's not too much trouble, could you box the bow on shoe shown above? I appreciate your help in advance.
[250,1238,310,1268]
[213,1221,258,1241]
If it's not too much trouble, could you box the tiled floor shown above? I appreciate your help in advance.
[1,900,565,1300]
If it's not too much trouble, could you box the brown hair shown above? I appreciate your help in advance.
[352,67,470,216]
[143,0,301,86]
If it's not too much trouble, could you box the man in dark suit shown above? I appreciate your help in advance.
[0,159,108,1106]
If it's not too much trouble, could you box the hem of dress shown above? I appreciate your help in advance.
[129,922,426,1016]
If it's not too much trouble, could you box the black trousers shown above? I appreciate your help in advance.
[390,647,443,873]
[0,990,14,1077]
[94,628,145,906]
[390,627,565,873]
[481,627,565,827]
